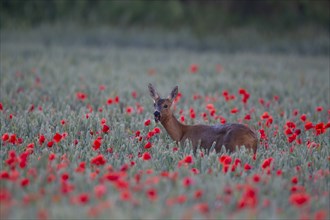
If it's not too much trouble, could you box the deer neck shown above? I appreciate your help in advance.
[161,113,185,142]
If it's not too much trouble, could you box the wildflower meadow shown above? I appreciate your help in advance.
[0,28,329,219]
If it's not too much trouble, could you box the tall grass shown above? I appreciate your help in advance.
[0,28,329,219]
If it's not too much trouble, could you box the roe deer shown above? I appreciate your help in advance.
[148,83,258,153]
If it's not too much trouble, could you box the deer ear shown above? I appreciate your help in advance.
[168,86,178,101]
[148,83,160,100]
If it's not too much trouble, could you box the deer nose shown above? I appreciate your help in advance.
[154,111,160,118]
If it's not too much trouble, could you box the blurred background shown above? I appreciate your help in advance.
[0,0,329,54]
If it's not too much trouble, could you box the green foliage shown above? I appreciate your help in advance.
[1,0,329,33]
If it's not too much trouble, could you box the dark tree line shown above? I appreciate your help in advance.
[1,0,329,31]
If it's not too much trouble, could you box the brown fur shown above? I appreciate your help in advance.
[148,84,258,153]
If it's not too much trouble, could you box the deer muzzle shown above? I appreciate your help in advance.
[154,111,161,123]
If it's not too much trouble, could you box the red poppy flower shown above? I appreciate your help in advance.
[153,127,161,134]
[286,121,296,129]
[244,163,252,171]
[252,174,260,183]
[314,210,327,220]
[234,158,241,166]
[46,174,55,183]
[144,142,152,149]
[26,142,34,149]
[53,133,62,143]
[300,114,307,122]
[2,133,9,142]
[219,155,231,165]
[20,178,29,187]
[190,64,199,73]
[176,195,187,204]
[315,122,326,135]
[223,164,229,173]
[146,131,155,139]
[142,152,151,161]
[28,104,34,112]
[78,193,89,204]
[295,129,301,135]
[76,92,87,101]
[61,173,69,181]
[136,104,144,113]
[114,96,120,104]
[259,129,267,140]
[230,107,238,114]
[91,154,106,166]
[289,192,310,207]
[39,134,45,145]
[194,189,203,199]
[126,106,133,114]
[244,114,251,120]
[291,185,305,193]
[144,119,151,126]
[99,118,106,125]
[0,171,9,179]
[99,85,106,91]
[180,115,185,122]
[9,134,17,144]
[287,133,297,143]
[94,184,106,198]
[102,124,110,133]
[188,111,195,119]
[194,203,209,214]
[182,177,193,187]
[120,191,131,201]
[183,155,193,164]
[146,188,158,201]
[131,91,138,99]
[304,121,314,130]
[261,112,270,119]
[224,156,232,165]
[276,169,283,176]
[238,88,247,95]
[291,176,298,184]
[237,186,258,209]
[220,117,226,124]
[292,109,299,116]
[93,138,102,150]
[261,158,273,169]
[316,106,323,112]
[104,172,122,182]
[47,153,55,161]
[47,141,54,148]
[325,122,330,129]
[238,88,250,104]
[191,167,199,175]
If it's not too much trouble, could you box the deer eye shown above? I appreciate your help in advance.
[163,104,168,109]
[153,103,156,107]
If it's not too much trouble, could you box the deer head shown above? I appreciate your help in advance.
[148,83,178,123]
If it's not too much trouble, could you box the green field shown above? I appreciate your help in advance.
[0,27,329,219]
